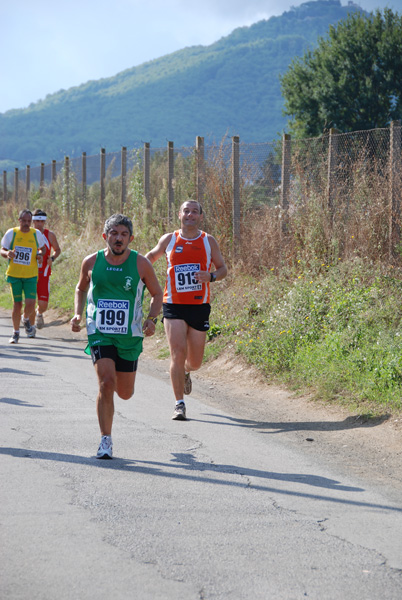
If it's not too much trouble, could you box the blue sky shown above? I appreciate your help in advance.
[1,0,400,113]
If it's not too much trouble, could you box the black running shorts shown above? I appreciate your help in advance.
[90,345,138,372]
[162,303,211,332]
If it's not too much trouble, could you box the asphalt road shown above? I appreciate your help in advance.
[1,309,402,599]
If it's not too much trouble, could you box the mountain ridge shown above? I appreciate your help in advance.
[0,0,366,168]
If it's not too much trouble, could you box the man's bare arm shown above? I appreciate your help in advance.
[70,254,96,331]
[137,254,163,337]
[145,233,172,264]
[194,235,228,284]
[0,246,13,260]
[48,231,61,262]
[209,236,228,281]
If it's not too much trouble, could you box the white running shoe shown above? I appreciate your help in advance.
[26,324,36,338]
[172,402,187,421]
[184,372,192,395]
[96,436,113,459]
[35,313,45,329]
[23,318,36,338]
[9,332,20,344]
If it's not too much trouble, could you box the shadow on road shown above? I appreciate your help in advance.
[0,367,43,376]
[194,412,389,435]
[0,397,43,407]
[0,343,89,361]
[1,446,401,514]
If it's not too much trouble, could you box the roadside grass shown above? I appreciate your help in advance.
[208,260,402,416]
[1,231,402,416]
[2,198,402,417]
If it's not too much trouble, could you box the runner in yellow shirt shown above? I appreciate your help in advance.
[1,209,46,343]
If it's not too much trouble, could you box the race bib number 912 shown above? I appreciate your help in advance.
[96,299,130,334]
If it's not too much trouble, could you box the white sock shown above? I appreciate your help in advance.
[176,400,185,406]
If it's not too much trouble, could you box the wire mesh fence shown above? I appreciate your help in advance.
[1,122,401,267]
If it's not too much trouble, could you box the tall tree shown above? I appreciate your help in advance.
[280,9,402,137]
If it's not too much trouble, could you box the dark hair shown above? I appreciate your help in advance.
[32,209,47,217]
[18,209,32,219]
[180,200,203,215]
[104,214,133,237]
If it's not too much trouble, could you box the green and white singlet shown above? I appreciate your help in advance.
[85,249,145,360]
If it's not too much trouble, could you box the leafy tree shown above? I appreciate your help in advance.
[281,9,402,137]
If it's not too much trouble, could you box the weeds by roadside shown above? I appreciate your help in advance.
[209,260,402,415]
[1,129,402,419]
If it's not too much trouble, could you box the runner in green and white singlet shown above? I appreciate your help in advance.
[71,214,163,459]
[86,248,145,361]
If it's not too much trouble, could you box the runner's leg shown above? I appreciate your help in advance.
[115,371,136,400]
[94,358,116,436]
[185,327,207,372]
[12,301,23,331]
[164,318,188,401]
[37,299,48,314]
[23,297,36,321]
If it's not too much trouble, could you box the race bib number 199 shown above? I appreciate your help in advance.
[14,246,33,266]
[174,263,202,292]
[96,299,130,334]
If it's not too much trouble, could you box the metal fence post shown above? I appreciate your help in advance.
[14,168,19,205]
[168,141,174,223]
[196,136,205,205]
[100,148,106,220]
[232,136,240,253]
[121,146,127,212]
[26,166,30,208]
[281,133,291,237]
[2,171,7,205]
[389,120,402,260]
[81,152,87,210]
[144,142,150,210]
[327,128,340,219]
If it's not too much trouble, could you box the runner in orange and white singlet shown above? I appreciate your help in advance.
[146,200,227,421]
[164,229,212,305]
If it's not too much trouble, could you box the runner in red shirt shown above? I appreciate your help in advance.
[30,209,61,328]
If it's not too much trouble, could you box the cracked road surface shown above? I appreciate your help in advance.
[1,309,401,599]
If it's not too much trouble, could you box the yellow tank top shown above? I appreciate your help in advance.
[6,227,41,278]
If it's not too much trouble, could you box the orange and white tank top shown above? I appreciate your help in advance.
[164,230,212,304]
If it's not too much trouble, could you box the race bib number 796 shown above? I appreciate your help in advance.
[13,246,33,266]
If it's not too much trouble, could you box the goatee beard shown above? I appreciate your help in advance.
[110,246,124,256]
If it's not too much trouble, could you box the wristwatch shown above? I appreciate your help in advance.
[147,316,158,324]
[210,272,216,283]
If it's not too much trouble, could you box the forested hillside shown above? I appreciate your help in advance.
[0,0,364,169]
